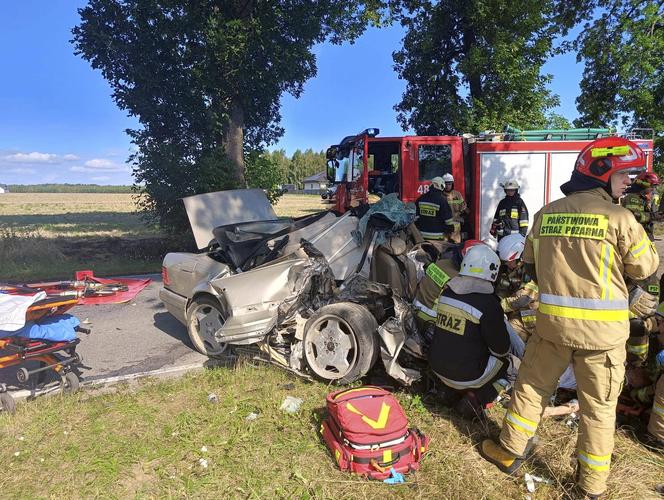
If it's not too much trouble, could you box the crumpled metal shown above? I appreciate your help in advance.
[376,295,422,386]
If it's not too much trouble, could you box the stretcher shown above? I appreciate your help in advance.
[0,297,87,413]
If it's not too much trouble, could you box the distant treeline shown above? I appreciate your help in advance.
[7,184,134,193]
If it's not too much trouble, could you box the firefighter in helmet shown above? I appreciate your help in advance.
[428,243,511,419]
[490,180,529,240]
[479,137,659,498]
[415,176,458,252]
[441,173,468,243]
[495,234,538,343]
[622,171,661,239]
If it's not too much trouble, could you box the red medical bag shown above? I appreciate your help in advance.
[320,386,429,479]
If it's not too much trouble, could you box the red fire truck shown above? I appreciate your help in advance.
[325,127,654,240]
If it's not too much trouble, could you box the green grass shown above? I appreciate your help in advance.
[0,363,660,498]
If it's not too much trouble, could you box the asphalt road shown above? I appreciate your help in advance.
[0,274,207,392]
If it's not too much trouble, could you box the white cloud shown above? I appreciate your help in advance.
[91,176,111,182]
[4,152,57,163]
[69,158,128,173]
[63,154,80,161]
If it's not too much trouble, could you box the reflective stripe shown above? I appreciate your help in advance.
[413,299,437,320]
[434,356,503,389]
[421,231,444,240]
[653,402,664,417]
[519,220,528,227]
[598,243,615,301]
[510,209,519,219]
[630,235,650,258]
[438,296,483,320]
[539,294,627,310]
[426,263,451,288]
[578,451,611,471]
[505,410,537,437]
[521,310,536,323]
[626,343,648,355]
[524,281,538,293]
[539,303,628,321]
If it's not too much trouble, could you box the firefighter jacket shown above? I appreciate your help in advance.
[500,280,539,335]
[492,194,529,238]
[428,285,510,384]
[415,188,456,240]
[443,189,467,219]
[522,187,659,350]
[622,192,655,237]
[413,258,459,324]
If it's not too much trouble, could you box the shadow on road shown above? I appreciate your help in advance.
[153,311,192,348]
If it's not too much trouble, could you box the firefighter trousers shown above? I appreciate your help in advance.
[499,334,625,495]
[647,374,664,441]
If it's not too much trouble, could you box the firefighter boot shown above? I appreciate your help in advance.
[479,437,535,475]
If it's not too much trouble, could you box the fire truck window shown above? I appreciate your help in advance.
[418,145,451,180]
[351,143,364,181]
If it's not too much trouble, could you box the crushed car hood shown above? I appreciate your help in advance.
[183,189,279,249]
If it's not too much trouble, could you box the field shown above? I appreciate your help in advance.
[0,193,327,281]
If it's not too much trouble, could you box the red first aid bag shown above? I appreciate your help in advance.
[320,386,429,479]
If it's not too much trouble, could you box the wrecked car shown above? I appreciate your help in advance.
[160,189,428,385]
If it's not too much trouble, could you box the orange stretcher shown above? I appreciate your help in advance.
[0,297,86,413]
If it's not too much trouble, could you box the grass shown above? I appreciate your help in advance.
[0,193,326,281]
[0,362,660,498]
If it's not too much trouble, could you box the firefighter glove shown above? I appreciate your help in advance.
[511,294,533,310]
[628,286,658,318]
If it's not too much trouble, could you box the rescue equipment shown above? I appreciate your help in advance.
[320,386,429,479]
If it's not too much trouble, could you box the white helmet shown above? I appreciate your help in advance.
[442,173,454,183]
[497,233,525,262]
[459,244,501,282]
[501,179,520,190]
[431,176,445,190]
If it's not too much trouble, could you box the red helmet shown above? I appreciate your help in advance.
[634,171,660,189]
[461,239,485,257]
[574,137,646,184]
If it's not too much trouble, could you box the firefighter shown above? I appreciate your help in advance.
[622,171,661,239]
[479,137,659,498]
[428,244,511,419]
[442,173,468,243]
[490,180,529,240]
[495,234,538,343]
[415,177,457,251]
[414,239,484,330]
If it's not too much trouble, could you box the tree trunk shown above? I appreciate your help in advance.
[223,98,246,187]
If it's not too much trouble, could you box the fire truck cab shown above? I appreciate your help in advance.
[326,127,654,240]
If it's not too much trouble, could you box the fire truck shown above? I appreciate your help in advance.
[325,127,654,239]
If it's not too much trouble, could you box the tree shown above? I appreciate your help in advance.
[573,1,664,173]
[393,0,572,135]
[72,1,386,229]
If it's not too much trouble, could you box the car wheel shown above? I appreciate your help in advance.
[186,295,229,358]
[303,302,378,384]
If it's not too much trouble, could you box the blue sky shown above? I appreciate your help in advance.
[0,2,583,186]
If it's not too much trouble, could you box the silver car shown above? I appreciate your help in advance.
[160,189,424,384]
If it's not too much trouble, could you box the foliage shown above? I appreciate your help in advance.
[244,150,284,204]
[264,149,327,188]
[6,184,133,193]
[572,1,664,174]
[393,0,573,135]
[72,1,388,231]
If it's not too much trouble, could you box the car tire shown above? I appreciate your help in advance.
[186,295,229,358]
[303,302,378,384]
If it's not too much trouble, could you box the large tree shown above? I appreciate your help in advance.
[72,1,385,229]
[393,0,576,135]
[573,1,664,171]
